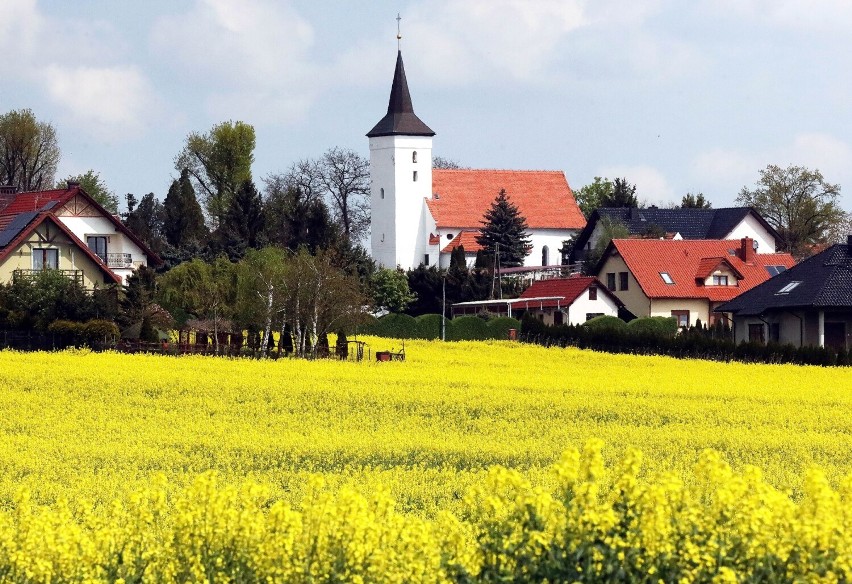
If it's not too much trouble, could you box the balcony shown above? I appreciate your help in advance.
[106,253,133,269]
[13,269,84,287]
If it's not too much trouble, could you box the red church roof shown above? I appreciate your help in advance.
[441,230,483,253]
[608,239,796,302]
[518,276,619,309]
[428,169,585,230]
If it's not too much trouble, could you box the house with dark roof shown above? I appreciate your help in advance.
[716,238,852,349]
[368,50,585,271]
[0,182,159,286]
[570,207,783,264]
[594,237,795,326]
[451,275,622,325]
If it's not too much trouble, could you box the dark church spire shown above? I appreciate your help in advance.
[367,51,435,137]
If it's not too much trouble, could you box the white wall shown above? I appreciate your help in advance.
[726,214,777,253]
[58,215,149,282]
[369,134,434,270]
[529,228,577,267]
[566,285,619,324]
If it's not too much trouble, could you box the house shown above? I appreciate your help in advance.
[0,182,158,285]
[0,210,121,288]
[368,50,586,271]
[716,237,852,349]
[451,275,622,325]
[594,237,795,326]
[571,207,782,264]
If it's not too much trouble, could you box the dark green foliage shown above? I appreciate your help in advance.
[626,316,678,338]
[163,169,208,249]
[281,323,294,355]
[601,178,638,208]
[487,317,521,340]
[405,266,444,316]
[1,269,94,330]
[263,184,341,253]
[415,313,449,340]
[370,313,419,339]
[447,316,488,341]
[475,189,532,268]
[582,315,627,333]
[449,245,466,272]
[138,316,158,342]
[681,192,712,209]
[123,192,165,254]
[82,319,120,343]
[335,329,348,359]
[219,179,265,256]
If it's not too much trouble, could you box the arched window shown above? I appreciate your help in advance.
[380,188,385,199]
[412,151,418,163]
[541,245,549,266]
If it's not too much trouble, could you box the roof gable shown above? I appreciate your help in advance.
[427,169,585,230]
[441,230,482,253]
[604,239,795,302]
[519,276,623,309]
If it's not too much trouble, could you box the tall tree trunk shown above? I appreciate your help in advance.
[261,284,274,358]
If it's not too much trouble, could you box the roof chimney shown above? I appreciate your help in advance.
[740,237,755,263]
[66,180,81,189]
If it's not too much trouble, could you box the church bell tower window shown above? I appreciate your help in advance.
[412,151,418,163]
[413,171,418,182]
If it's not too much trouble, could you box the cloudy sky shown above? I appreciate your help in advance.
[2,0,852,210]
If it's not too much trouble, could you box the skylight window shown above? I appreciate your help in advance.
[776,281,801,295]
[660,272,674,284]
[765,265,787,276]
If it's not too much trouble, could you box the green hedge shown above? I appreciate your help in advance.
[366,313,521,342]
[447,316,489,341]
[367,313,418,339]
[415,314,449,340]
[582,315,628,333]
[487,317,521,340]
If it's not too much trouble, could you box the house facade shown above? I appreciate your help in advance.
[0,183,157,285]
[368,51,585,271]
[595,237,795,326]
[571,207,782,264]
[717,238,852,349]
[451,276,621,325]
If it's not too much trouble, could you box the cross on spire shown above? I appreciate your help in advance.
[396,13,402,49]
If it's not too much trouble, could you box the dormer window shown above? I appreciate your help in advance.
[712,275,729,286]
[412,151,418,163]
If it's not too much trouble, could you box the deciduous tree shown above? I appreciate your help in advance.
[57,169,118,213]
[0,109,60,192]
[371,268,415,313]
[574,177,614,217]
[318,147,370,244]
[601,177,638,208]
[681,192,712,209]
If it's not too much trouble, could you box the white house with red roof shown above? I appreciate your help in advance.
[0,182,159,286]
[595,237,795,326]
[452,275,621,325]
[368,51,586,271]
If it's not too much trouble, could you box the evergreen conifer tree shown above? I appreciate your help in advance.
[163,169,207,248]
[600,178,638,208]
[475,189,532,268]
[223,179,265,250]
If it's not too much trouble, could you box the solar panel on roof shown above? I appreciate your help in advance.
[0,211,39,247]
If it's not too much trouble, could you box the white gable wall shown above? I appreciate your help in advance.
[566,285,620,325]
[726,214,777,253]
[57,216,149,283]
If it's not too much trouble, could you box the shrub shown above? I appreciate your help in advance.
[82,319,120,341]
[415,314,449,340]
[448,316,489,341]
[47,320,84,337]
[487,317,521,340]
[582,315,627,333]
[627,316,678,339]
[370,313,418,339]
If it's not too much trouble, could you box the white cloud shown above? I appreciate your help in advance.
[598,165,675,205]
[699,0,852,31]
[41,65,157,141]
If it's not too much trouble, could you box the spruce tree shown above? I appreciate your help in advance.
[223,179,265,250]
[163,168,207,248]
[475,189,532,268]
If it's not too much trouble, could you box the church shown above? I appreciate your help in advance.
[367,50,586,271]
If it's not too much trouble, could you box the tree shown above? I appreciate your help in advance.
[681,192,712,209]
[601,177,638,208]
[162,169,208,249]
[371,268,415,313]
[574,177,614,217]
[736,164,844,255]
[236,247,289,357]
[263,174,340,252]
[124,192,165,253]
[582,216,630,275]
[221,179,265,254]
[0,109,60,192]
[318,147,370,244]
[57,169,119,213]
[174,120,256,229]
[1,270,93,330]
[433,156,465,169]
[475,189,532,268]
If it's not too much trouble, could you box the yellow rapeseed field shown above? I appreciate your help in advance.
[0,340,850,581]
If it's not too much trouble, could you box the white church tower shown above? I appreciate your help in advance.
[367,50,435,269]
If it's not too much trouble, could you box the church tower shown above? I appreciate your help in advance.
[367,50,435,269]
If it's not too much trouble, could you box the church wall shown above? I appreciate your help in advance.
[528,229,577,267]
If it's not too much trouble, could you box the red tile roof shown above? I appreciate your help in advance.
[441,230,482,253]
[609,239,796,302]
[694,257,743,280]
[428,169,585,230]
[518,276,619,309]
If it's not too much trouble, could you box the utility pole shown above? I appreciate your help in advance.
[441,271,446,341]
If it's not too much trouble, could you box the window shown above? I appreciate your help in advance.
[776,281,801,295]
[87,236,107,262]
[660,272,674,284]
[671,310,690,328]
[769,323,780,342]
[606,273,616,290]
[586,313,604,321]
[380,188,385,199]
[619,272,629,291]
[541,245,549,266]
[748,323,765,343]
[712,275,729,286]
[33,248,59,271]
[424,254,429,265]
[765,265,786,276]
[412,151,417,163]
[588,286,597,300]
[413,171,418,182]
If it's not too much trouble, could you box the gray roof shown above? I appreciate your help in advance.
[367,51,435,138]
[717,242,852,315]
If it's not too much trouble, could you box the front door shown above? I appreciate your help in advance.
[824,322,846,350]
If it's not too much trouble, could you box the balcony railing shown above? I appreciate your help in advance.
[106,253,133,269]
[13,269,84,287]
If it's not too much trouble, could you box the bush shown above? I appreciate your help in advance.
[415,314,449,340]
[487,317,521,340]
[582,315,627,333]
[448,316,489,341]
[82,319,120,342]
[370,313,418,339]
[627,316,678,339]
[47,320,84,337]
